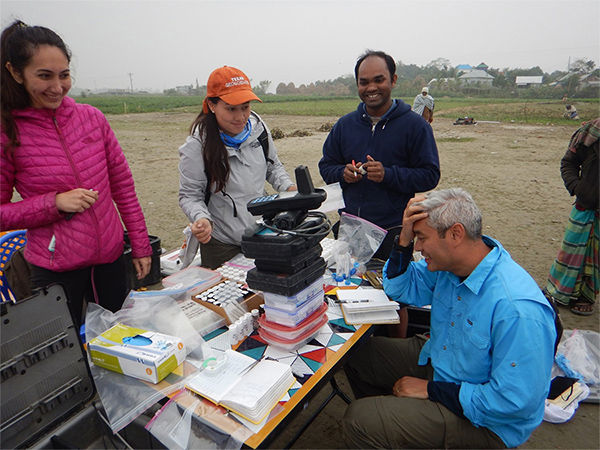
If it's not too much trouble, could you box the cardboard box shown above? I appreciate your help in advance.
[88,323,186,384]
[192,288,264,325]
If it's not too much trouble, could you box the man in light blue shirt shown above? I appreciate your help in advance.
[343,188,556,448]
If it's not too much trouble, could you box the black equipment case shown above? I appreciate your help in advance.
[0,284,163,449]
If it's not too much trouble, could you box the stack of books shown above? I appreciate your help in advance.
[336,288,400,325]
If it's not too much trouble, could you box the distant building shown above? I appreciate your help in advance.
[107,88,131,95]
[455,64,472,76]
[474,62,489,72]
[458,69,495,86]
[551,72,600,91]
[175,85,193,94]
[515,76,543,88]
[578,73,600,90]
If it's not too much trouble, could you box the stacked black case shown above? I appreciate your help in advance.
[242,229,326,297]
[0,284,163,449]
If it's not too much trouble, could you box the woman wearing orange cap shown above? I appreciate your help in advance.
[178,66,296,269]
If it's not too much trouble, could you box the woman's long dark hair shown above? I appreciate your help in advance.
[1,20,71,153]
[189,97,230,194]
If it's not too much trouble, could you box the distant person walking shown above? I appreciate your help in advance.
[412,86,435,124]
[544,118,599,316]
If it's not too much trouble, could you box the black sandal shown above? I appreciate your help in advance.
[570,299,595,316]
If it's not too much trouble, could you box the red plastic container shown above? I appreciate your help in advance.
[258,303,328,351]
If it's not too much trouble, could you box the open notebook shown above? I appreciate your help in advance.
[186,349,295,424]
[337,288,400,325]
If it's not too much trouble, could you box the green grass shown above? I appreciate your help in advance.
[76,96,204,114]
[76,95,599,124]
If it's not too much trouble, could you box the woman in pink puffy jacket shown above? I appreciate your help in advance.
[1,20,152,325]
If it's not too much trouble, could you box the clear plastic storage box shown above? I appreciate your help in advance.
[264,290,324,327]
[259,302,328,340]
[162,266,221,296]
[263,277,324,312]
[258,310,328,351]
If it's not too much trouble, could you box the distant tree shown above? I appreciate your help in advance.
[547,70,568,83]
[412,75,428,92]
[425,58,454,79]
[426,58,452,71]
[397,61,422,80]
[253,80,271,96]
[490,69,510,88]
[570,58,596,74]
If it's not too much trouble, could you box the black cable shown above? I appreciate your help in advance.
[261,211,332,237]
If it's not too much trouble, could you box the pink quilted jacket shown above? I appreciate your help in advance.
[1,96,152,271]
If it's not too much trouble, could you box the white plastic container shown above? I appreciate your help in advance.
[263,277,324,312]
[264,291,324,327]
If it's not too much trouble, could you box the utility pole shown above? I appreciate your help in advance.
[127,73,134,93]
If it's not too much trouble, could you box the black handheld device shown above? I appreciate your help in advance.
[246,165,327,218]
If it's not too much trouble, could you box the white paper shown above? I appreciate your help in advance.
[186,349,255,403]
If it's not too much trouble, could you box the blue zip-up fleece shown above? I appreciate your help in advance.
[319,100,440,230]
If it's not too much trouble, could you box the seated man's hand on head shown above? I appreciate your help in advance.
[399,194,429,246]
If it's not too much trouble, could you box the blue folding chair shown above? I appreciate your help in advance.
[0,230,27,303]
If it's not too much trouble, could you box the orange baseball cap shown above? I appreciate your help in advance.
[203,66,262,113]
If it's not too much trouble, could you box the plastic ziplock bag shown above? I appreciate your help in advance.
[315,182,345,214]
[85,292,212,433]
[180,224,200,270]
[555,329,600,386]
[146,390,246,450]
[330,213,387,283]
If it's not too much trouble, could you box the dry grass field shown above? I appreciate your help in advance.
[109,111,598,449]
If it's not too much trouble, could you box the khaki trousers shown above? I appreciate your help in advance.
[342,336,507,449]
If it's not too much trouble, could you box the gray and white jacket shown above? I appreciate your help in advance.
[178,112,294,246]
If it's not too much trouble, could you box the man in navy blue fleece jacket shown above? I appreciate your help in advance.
[319,50,440,261]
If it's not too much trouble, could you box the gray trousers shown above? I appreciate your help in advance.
[342,336,507,449]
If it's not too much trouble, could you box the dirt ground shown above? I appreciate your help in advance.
[109,111,599,449]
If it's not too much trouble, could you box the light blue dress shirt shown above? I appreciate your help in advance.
[383,236,556,448]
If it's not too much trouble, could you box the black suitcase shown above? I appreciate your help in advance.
[0,284,163,449]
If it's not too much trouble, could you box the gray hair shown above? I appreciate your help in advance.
[415,188,482,240]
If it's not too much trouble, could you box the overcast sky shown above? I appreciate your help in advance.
[2,0,599,93]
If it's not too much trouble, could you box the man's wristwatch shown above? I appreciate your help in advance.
[393,235,414,253]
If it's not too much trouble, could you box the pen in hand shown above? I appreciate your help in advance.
[65,188,96,220]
